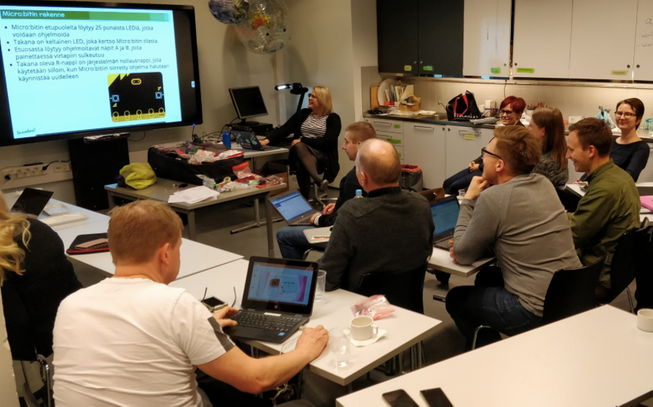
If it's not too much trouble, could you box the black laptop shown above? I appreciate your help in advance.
[430,195,461,251]
[268,190,320,226]
[10,188,54,216]
[224,256,318,343]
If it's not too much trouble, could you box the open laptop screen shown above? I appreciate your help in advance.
[247,262,314,306]
[270,191,314,221]
[431,198,460,236]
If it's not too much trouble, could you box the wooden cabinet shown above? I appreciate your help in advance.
[512,0,573,79]
[569,0,638,80]
[444,127,494,178]
[463,0,511,77]
[403,123,446,189]
[377,0,463,76]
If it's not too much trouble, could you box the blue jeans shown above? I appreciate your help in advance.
[445,268,543,348]
[277,226,327,260]
[443,168,481,195]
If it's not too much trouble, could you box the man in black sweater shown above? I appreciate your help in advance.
[320,139,434,292]
[277,122,377,259]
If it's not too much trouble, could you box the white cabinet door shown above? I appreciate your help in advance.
[512,0,572,79]
[569,0,638,80]
[634,0,653,81]
[445,126,494,178]
[463,0,511,77]
[403,123,446,189]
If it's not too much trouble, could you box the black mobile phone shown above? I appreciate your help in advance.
[420,388,453,407]
[201,296,227,312]
[382,389,419,407]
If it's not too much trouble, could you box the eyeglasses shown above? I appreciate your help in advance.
[481,147,502,160]
[500,109,514,115]
[615,112,636,118]
[308,94,317,99]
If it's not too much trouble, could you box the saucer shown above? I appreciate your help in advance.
[344,328,387,347]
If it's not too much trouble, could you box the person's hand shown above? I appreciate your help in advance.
[212,306,239,329]
[296,325,329,360]
[322,203,336,215]
[260,139,270,146]
[448,240,458,264]
[310,212,320,224]
[469,162,480,172]
[464,176,489,200]
[291,139,302,147]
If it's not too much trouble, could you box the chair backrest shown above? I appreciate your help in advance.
[357,264,427,314]
[543,257,605,324]
[608,227,649,302]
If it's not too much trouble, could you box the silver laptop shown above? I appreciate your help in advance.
[268,190,320,226]
[431,195,461,251]
[223,256,318,343]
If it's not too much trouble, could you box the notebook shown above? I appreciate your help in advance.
[268,190,320,226]
[10,188,54,216]
[223,256,318,343]
[430,195,461,251]
[641,196,653,212]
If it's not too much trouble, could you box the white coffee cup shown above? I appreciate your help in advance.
[637,309,653,332]
[350,316,378,341]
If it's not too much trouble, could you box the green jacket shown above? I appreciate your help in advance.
[568,160,640,288]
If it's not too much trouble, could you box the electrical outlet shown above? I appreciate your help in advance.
[52,162,71,173]
[1,164,47,181]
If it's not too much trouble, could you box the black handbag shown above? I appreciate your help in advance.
[147,144,244,185]
[446,91,482,121]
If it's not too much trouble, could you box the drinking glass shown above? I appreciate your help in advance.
[329,327,351,368]
[315,270,327,302]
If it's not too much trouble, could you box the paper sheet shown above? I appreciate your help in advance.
[168,186,219,204]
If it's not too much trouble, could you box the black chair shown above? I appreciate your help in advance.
[357,264,428,314]
[602,225,652,312]
[471,257,605,349]
[635,225,653,311]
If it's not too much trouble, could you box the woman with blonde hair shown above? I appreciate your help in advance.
[0,191,80,361]
[262,86,342,198]
[528,107,569,187]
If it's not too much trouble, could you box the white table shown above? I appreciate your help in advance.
[336,306,653,407]
[427,247,494,278]
[567,182,653,222]
[105,178,286,256]
[56,216,242,280]
[171,259,442,386]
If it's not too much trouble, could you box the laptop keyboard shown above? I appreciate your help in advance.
[434,238,451,251]
[231,312,302,332]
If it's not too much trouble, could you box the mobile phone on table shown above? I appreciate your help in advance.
[382,389,419,407]
[420,387,453,407]
[201,296,227,312]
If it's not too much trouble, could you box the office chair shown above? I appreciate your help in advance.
[601,224,652,313]
[471,257,605,350]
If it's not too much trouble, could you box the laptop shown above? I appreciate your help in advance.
[223,256,318,343]
[10,188,54,216]
[233,127,265,151]
[268,190,320,226]
[430,195,461,251]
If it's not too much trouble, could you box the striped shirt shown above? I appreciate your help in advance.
[300,114,328,139]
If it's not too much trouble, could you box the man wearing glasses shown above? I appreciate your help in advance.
[566,118,640,301]
[445,126,581,350]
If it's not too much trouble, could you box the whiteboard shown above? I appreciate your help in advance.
[635,0,653,80]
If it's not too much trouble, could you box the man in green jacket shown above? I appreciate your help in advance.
[566,118,640,300]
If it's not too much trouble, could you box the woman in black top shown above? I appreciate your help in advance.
[613,98,649,181]
[443,96,526,194]
[261,86,342,198]
[0,192,81,360]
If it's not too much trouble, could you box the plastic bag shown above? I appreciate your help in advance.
[350,295,395,321]
[596,106,616,129]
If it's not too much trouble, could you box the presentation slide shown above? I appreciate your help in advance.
[0,5,183,139]
[432,201,459,235]
[248,265,312,306]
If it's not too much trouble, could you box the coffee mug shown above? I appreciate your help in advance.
[637,309,653,332]
[350,316,378,341]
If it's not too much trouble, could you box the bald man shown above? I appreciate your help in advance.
[319,139,434,292]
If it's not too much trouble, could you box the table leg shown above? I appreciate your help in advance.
[254,199,261,226]
[265,195,274,257]
[107,192,116,209]
[187,211,197,241]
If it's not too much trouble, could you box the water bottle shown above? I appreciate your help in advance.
[354,189,363,199]
[222,131,231,149]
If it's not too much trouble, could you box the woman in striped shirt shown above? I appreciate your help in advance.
[262,86,342,198]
